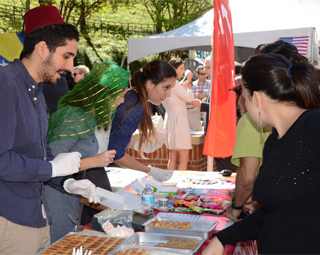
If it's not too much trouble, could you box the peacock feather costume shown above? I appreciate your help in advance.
[47,61,130,143]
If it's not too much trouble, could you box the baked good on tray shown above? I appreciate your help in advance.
[147,220,191,229]
[154,239,200,250]
[40,234,125,254]
[115,248,146,255]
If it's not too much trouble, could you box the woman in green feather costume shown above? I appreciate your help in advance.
[45,61,129,243]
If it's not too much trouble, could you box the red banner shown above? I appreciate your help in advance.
[203,0,236,158]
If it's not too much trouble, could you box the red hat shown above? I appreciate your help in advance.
[25,6,64,36]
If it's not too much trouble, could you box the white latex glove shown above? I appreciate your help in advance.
[63,178,100,204]
[149,166,173,182]
[50,152,82,178]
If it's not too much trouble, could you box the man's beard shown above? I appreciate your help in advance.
[42,54,59,85]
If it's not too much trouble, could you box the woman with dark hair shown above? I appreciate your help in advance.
[163,58,194,170]
[226,40,308,222]
[255,40,308,64]
[107,59,176,179]
[203,54,320,255]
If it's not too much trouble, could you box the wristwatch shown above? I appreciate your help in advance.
[231,197,243,210]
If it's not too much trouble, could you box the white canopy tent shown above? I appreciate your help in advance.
[127,0,320,65]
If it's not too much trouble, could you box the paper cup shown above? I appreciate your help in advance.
[159,198,168,209]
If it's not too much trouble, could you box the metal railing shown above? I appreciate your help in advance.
[0,3,156,37]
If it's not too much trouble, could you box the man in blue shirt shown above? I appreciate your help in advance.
[0,6,99,254]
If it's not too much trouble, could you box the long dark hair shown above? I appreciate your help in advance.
[115,60,176,153]
[169,58,184,69]
[241,54,320,109]
[255,40,308,65]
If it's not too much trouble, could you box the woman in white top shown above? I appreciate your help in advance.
[163,58,194,170]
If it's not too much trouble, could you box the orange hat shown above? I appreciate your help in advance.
[24,6,64,36]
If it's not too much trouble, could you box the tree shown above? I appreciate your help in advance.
[131,0,213,60]
[138,0,212,34]
[0,0,129,33]
[37,0,129,28]
[0,0,130,65]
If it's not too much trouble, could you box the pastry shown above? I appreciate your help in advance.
[154,221,161,227]
[39,234,125,254]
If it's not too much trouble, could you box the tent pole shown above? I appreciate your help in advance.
[207,53,214,172]
[207,156,214,172]
[310,28,314,64]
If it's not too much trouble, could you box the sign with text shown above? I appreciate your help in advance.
[189,50,211,64]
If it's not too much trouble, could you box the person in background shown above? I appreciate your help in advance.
[163,58,194,170]
[62,70,76,90]
[107,60,176,179]
[192,65,211,122]
[204,57,212,80]
[192,65,210,100]
[73,65,90,83]
[0,6,99,254]
[202,53,320,255]
[193,55,232,171]
[43,77,69,116]
[46,61,128,243]
[225,40,309,222]
[234,62,242,78]
[226,81,271,221]
[234,62,243,120]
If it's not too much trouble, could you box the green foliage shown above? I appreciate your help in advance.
[139,0,213,33]
[0,0,210,75]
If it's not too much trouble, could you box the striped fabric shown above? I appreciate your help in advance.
[279,36,309,56]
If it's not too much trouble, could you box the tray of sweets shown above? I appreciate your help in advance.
[109,245,193,255]
[122,232,205,253]
[143,216,218,240]
[38,232,127,255]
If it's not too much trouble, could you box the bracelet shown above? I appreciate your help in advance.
[231,197,243,210]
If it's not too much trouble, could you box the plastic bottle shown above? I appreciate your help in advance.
[141,183,154,217]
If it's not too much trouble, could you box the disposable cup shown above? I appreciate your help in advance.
[159,198,168,209]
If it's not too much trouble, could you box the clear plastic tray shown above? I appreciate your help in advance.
[109,245,193,255]
[143,216,218,240]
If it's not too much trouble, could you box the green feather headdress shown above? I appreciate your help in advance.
[47,61,130,143]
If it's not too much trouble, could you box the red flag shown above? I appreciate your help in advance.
[203,0,236,158]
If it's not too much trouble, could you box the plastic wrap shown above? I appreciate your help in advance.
[96,209,134,237]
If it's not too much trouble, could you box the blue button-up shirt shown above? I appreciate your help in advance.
[0,59,55,228]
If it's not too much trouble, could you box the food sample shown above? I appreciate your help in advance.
[39,234,125,254]
[148,220,191,229]
[115,248,146,255]
[154,239,200,250]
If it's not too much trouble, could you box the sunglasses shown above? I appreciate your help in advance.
[198,73,206,76]
[73,73,81,77]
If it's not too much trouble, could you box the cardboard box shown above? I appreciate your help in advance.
[158,186,179,196]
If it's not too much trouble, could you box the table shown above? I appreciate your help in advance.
[84,168,258,254]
